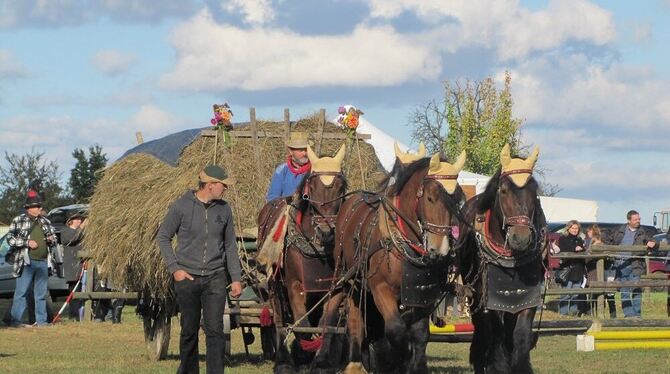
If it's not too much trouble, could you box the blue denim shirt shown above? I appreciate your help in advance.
[265,163,308,202]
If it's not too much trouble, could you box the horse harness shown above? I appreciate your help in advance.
[468,170,547,314]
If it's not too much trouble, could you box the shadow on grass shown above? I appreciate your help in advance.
[164,352,271,368]
[0,353,17,358]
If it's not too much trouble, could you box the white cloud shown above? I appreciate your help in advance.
[0,50,28,79]
[160,9,440,91]
[222,0,275,26]
[367,0,615,60]
[128,104,184,137]
[91,50,136,77]
[506,54,670,132]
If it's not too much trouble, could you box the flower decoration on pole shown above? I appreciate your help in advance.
[336,105,364,140]
[210,103,234,131]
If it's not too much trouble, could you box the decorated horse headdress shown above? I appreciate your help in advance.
[500,144,539,188]
[394,142,426,165]
[427,151,466,195]
[306,144,346,186]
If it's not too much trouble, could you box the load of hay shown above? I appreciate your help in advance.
[84,114,385,299]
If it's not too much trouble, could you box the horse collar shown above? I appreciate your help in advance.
[482,209,512,257]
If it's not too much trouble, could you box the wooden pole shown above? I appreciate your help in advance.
[83,260,95,322]
[316,109,325,154]
[284,108,291,140]
[250,107,259,162]
[596,258,605,319]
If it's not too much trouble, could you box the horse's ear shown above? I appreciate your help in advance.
[500,144,511,168]
[334,143,346,165]
[526,146,539,169]
[307,145,319,164]
[429,152,441,173]
[417,142,426,158]
[394,141,402,158]
[453,150,466,172]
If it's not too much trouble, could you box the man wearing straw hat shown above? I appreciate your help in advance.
[60,210,87,321]
[158,165,243,374]
[266,131,312,201]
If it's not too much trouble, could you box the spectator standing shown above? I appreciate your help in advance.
[265,132,312,201]
[558,220,587,316]
[157,165,243,374]
[603,210,658,318]
[60,210,87,321]
[7,187,58,327]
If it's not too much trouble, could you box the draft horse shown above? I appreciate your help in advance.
[315,151,467,374]
[257,144,348,374]
[458,145,547,374]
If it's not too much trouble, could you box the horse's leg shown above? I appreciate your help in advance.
[343,295,368,374]
[407,316,430,374]
[270,280,296,374]
[370,283,409,374]
[471,311,508,374]
[510,308,536,374]
[312,291,346,374]
[469,310,490,374]
[286,278,315,371]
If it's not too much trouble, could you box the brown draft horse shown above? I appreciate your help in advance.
[314,152,466,374]
[458,145,547,374]
[257,145,348,374]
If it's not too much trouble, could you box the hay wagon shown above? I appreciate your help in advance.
[83,108,383,360]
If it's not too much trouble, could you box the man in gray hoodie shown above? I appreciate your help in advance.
[158,165,242,374]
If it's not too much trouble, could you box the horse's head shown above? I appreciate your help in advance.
[496,144,540,252]
[390,150,466,261]
[417,151,466,258]
[301,144,348,244]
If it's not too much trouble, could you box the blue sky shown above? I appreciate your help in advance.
[1,0,669,225]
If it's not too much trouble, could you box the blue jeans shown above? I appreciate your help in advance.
[618,264,642,317]
[174,270,228,374]
[11,260,49,325]
[559,280,583,316]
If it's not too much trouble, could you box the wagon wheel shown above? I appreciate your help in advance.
[143,307,172,361]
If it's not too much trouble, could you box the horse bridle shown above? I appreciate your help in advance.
[496,169,540,247]
[391,173,460,255]
[300,171,345,230]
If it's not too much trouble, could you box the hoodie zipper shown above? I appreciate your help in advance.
[202,204,208,276]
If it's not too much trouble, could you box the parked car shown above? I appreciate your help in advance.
[546,222,667,275]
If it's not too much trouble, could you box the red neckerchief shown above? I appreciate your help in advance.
[286,156,311,176]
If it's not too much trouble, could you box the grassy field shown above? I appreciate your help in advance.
[0,293,668,373]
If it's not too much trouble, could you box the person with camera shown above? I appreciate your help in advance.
[7,187,58,327]
[557,220,587,316]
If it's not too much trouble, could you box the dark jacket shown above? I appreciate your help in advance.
[603,224,659,275]
[558,234,586,282]
[60,226,85,282]
[157,191,242,281]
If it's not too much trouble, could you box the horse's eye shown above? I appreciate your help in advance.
[427,196,435,203]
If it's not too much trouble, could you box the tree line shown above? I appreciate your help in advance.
[0,146,107,224]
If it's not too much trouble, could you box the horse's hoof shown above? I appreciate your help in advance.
[343,362,368,374]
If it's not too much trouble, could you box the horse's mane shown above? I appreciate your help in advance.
[387,157,430,196]
[377,159,403,191]
[385,157,466,222]
[476,168,540,214]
